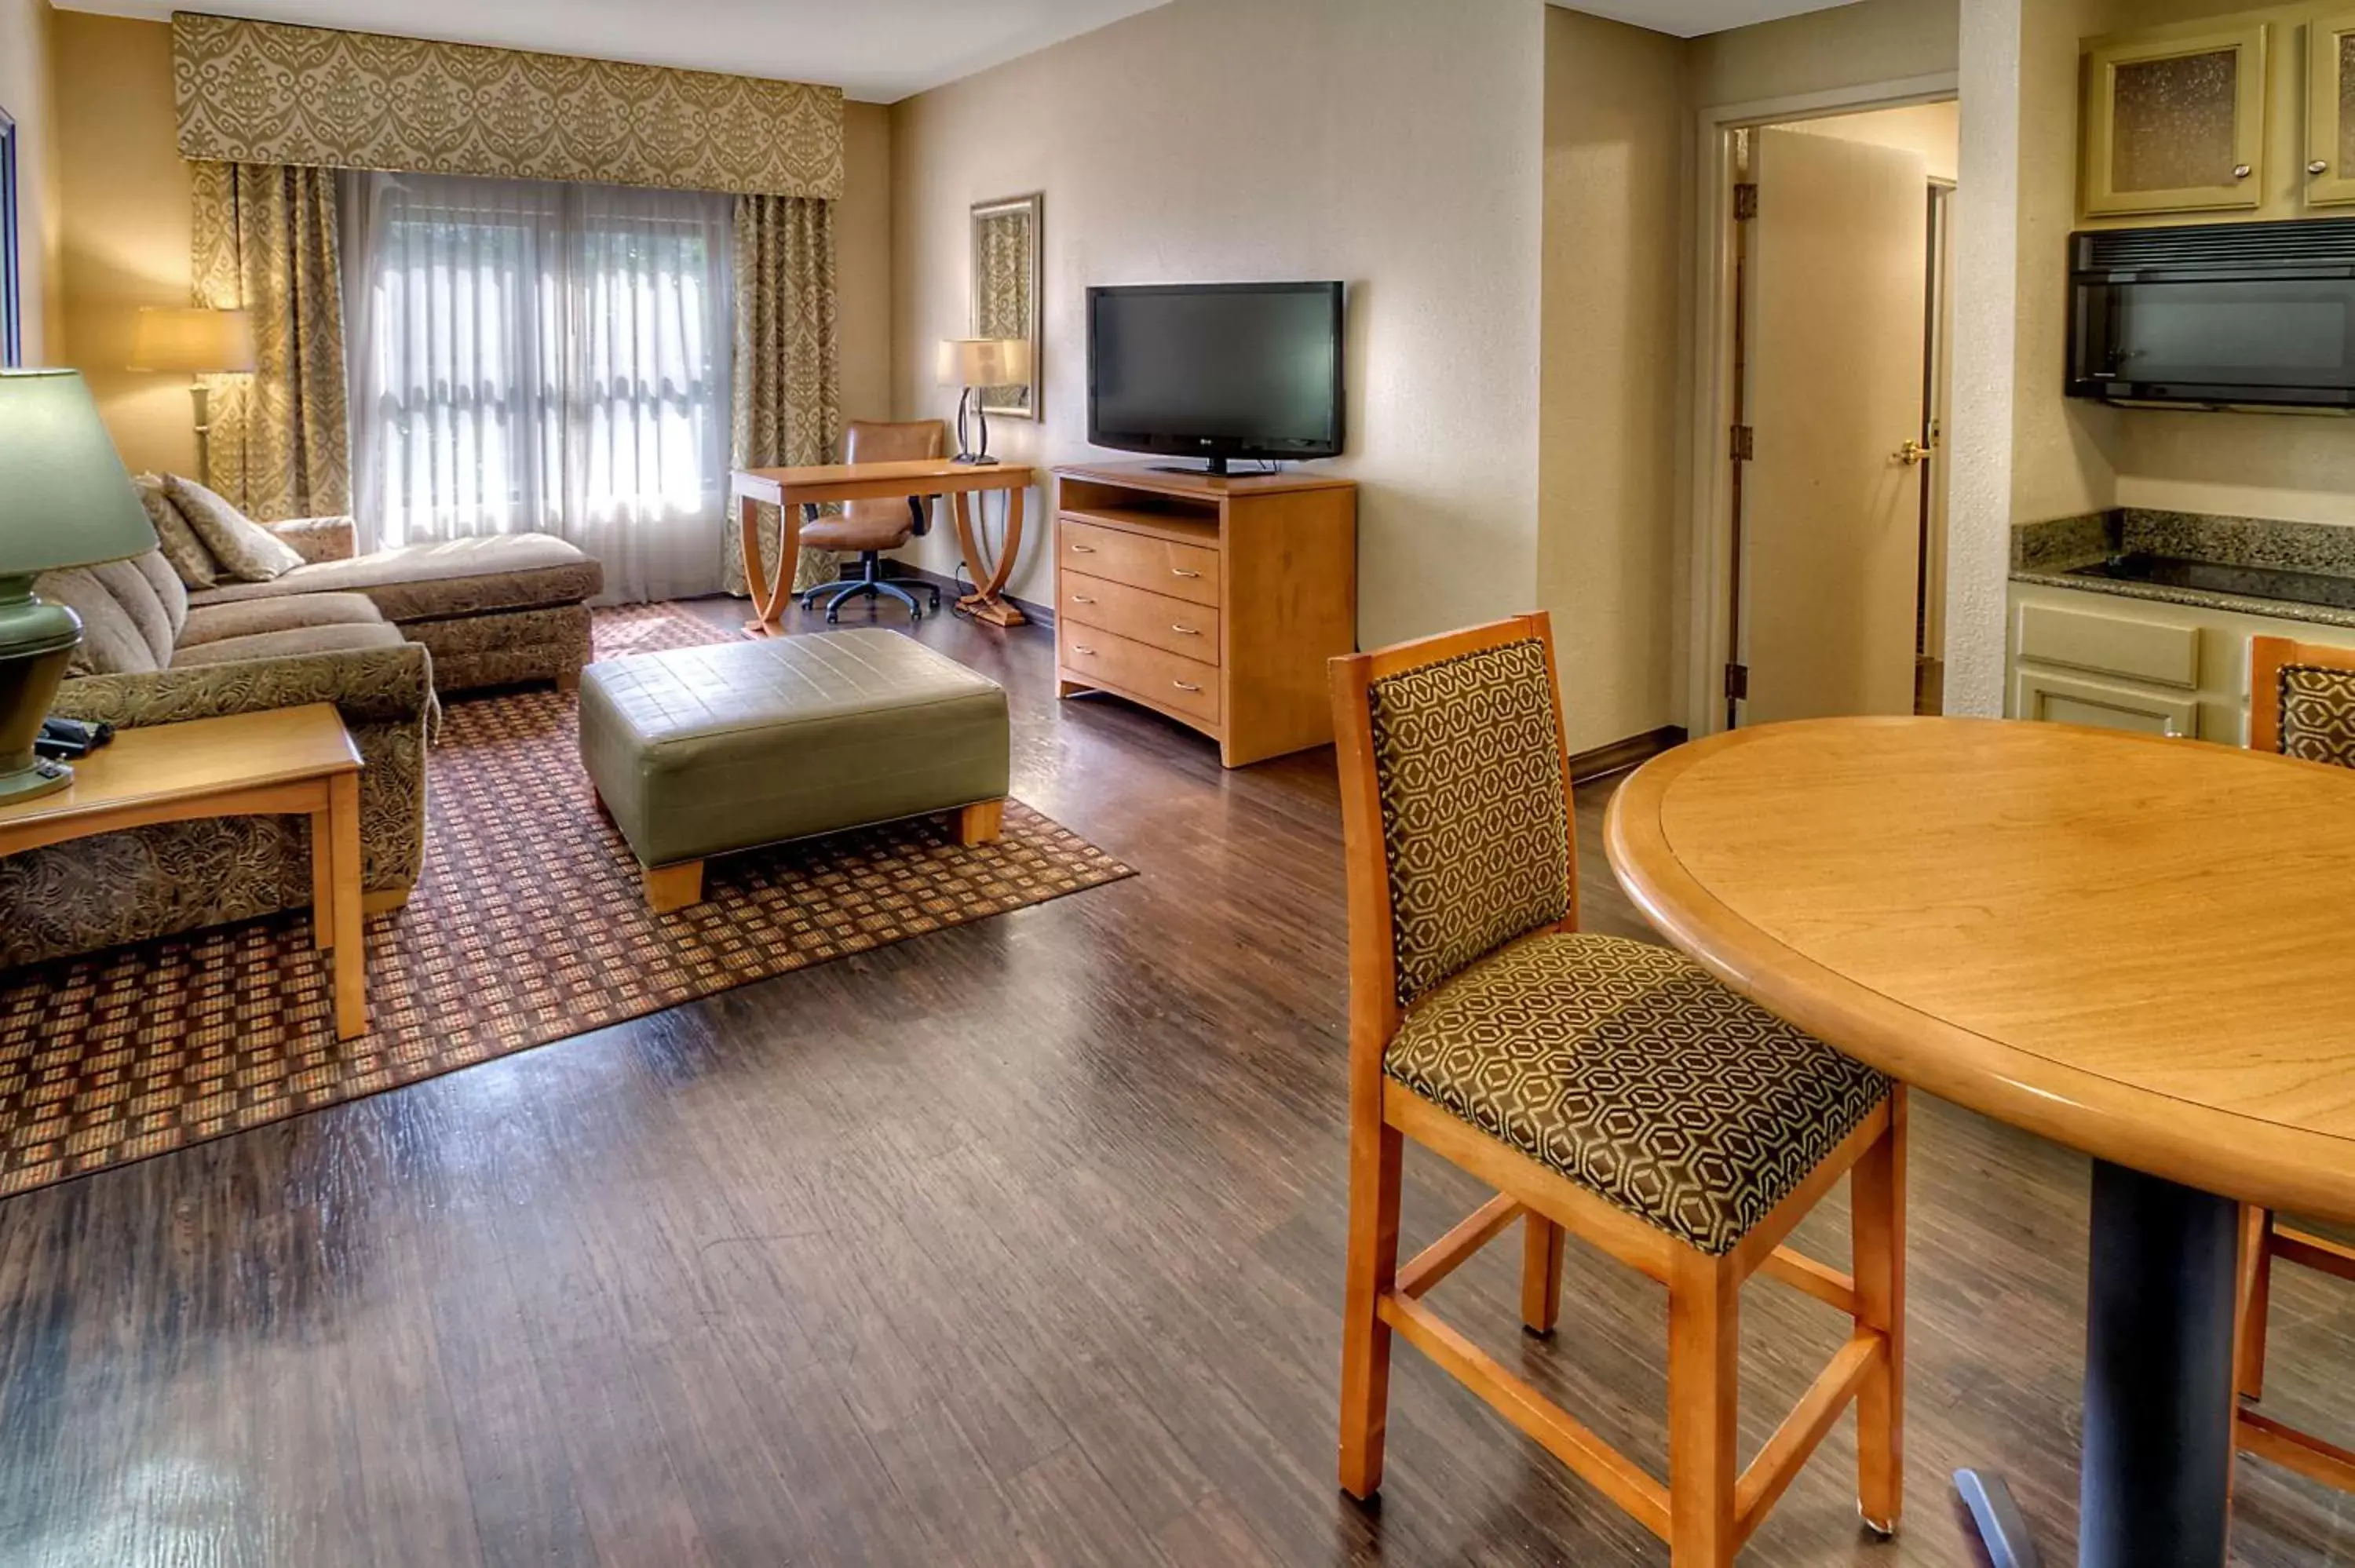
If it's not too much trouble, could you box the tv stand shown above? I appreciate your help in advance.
[1053,461,1357,767]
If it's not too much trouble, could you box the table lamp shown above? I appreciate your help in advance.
[937,338,1031,465]
[128,306,256,485]
[0,370,159,802]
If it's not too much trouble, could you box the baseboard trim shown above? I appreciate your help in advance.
[1568,725,1687,783]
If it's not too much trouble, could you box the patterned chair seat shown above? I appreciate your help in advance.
[1385,932,1892,1257]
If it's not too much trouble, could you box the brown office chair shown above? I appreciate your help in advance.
[800,419,947,622]
[2236,636,2355,1493]
[1328,611,1906,1566]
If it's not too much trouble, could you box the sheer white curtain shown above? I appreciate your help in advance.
[341,170,735,603]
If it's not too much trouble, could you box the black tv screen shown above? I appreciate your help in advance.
[1087,283,1344,470]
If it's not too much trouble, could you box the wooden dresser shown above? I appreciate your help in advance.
[1052,463,1357,768]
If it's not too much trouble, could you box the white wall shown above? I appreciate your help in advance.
[888,0,1547,647]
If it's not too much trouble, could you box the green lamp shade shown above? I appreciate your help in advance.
[0,369,155,574]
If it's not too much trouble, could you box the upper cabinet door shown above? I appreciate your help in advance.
[2083,24,2270,216]
[2306,9,2355,206]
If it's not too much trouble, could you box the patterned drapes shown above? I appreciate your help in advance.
[190,161,349,520]
[728,195,842,596]
[173,13,844,200]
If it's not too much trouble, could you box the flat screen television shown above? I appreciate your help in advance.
[1086,282,1345,474]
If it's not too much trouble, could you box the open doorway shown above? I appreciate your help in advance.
[1703,96,1958,730]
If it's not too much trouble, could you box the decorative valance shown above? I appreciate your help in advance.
[172,12,845,200]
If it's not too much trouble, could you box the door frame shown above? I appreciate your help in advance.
[1681,71,1959,738]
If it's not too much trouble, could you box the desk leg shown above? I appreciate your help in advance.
[740,494,801,638]
[328,771,367,1039]
[954,488,1029,628]
[1953,1160,2240,1568]
[309,807,334,951]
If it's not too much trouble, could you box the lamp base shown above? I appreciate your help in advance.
[0,576,86,805]
[951,454,1002,466]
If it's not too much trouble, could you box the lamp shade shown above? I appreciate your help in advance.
[937,337,1031,388]
[128,307,257,374]
[0,370,158,575]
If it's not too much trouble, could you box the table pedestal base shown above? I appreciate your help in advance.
[1955,1160,2242,1568]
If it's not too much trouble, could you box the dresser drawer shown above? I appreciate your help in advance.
[1062,625,1220,725]
[1058,517,1220,607]
[1060,572,1221,662]
[2017,600,2200,689]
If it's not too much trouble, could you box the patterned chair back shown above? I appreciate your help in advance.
[2251,636,2355,770]
[1360,629,1574,1010]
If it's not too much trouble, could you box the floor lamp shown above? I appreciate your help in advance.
[128,307,256,486]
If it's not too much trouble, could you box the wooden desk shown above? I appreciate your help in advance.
[731,461,1039,636]
[0,703,367,1037]
[1605,717,2355,1568]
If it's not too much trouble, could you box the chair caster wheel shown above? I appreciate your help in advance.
[826,608,841,624]
[926,591,942,611]
[910,607,924,622]
[1857,1505,1898,1540]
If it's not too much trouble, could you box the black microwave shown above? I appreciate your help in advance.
[2068,218,2355,409]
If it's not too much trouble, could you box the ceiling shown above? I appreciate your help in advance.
[1555,0,1864,37]
[53,0,1871,100]
[49,0,1175,102]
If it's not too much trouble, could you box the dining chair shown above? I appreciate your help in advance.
[2236,636,2355,1493]
[1327,611,1907,1566]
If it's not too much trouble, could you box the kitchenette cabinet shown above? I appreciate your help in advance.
[2007,580,2355,742]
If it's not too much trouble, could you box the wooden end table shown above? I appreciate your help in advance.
[731,461,1038,636]
[0,703,369,1039]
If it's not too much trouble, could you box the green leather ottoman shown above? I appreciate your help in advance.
[579,629,1011,911]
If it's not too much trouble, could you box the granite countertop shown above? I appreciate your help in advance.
[2010,509,2355,630]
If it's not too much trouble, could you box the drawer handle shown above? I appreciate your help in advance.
[1069,542,1097,553]
[1072,593,1096,604]
[1171,624,1201,636]
[1170,567,1200,578]
[1072,644,1097,656]
[1172,680,1203,694]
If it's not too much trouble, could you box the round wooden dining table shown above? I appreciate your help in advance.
[1604,716,2355,1568]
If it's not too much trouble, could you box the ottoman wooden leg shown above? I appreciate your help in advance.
[643,860,704,913]
[957,800,1006,846]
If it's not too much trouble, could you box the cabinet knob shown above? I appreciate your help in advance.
[2312,159,2332,176]
[2233,163,2253,179]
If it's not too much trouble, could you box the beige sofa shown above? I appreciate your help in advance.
[184,517,604,693]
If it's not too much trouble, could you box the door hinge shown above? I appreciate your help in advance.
[1730,424,1755,462]
[1724,662,1749,702]
[1733,182,1759,221]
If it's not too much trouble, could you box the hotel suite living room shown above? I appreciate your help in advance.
[1,0,2353,1565]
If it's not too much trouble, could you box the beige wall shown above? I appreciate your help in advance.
[52,11,195,476]
[887,0,1546,643]
[1779,100,1959,181]
[1539,9,1689,752]
[837,101,893,425]
[0,0,59,363]
[1689,0,1959,108]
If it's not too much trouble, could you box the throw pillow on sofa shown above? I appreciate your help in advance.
[163,474,307,582]
[133,473,221,590]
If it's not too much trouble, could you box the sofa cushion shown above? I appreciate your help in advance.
[124,549,188,644]
[133,473,220,589]
[181,592,385,647]
[185,534,603,622]
[164,474,307,582]
[170,622,408,667]
[38,566,162,677]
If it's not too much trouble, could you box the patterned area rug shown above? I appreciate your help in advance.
[0,604,1133,1198]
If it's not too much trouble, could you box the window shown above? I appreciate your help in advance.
[343,171,734,602]
[1,104,21,367]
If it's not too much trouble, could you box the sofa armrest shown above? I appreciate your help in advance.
[51,641,433,731]
[268,516,359,564]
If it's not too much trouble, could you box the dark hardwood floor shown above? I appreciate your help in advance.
[2,598,2350,1566]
